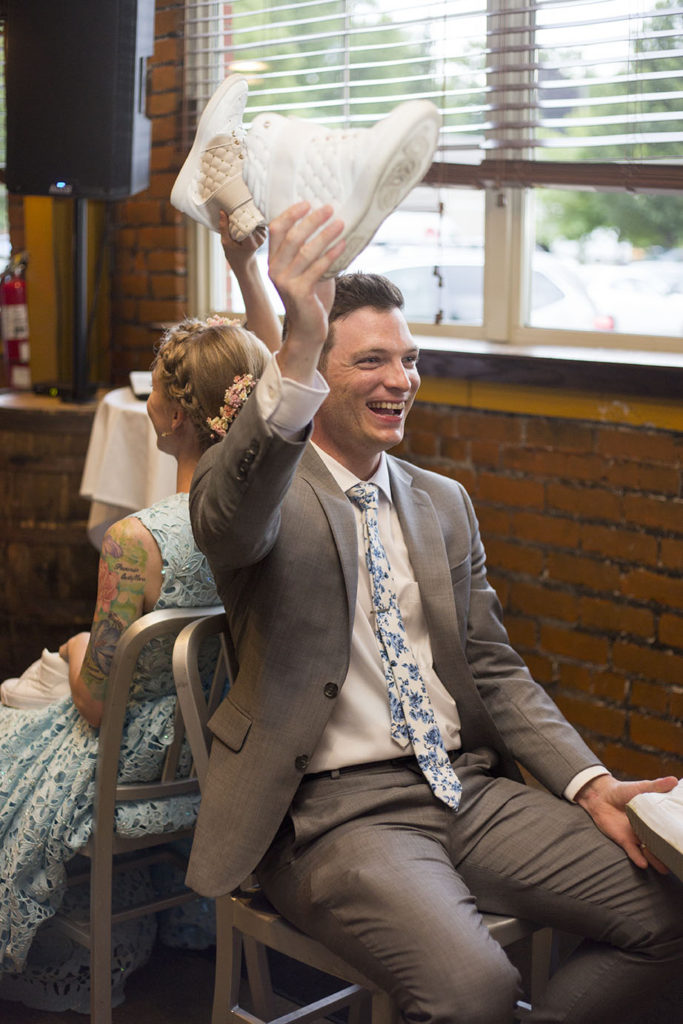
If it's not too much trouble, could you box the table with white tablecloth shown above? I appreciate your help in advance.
[80,386,177,548]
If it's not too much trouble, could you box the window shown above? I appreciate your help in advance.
[182,1,683,353]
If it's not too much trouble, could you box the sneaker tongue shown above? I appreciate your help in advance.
[207,180,265,241]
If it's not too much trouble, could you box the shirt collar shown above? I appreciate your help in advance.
[311,443,392,504]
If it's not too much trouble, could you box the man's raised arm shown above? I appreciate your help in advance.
[267,202,344,385]
[190,202,345,570]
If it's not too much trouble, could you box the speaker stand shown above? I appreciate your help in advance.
[68,196,96,403]
[34,197,97,403]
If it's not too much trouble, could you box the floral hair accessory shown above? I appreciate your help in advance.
[205,314,240,328]
[206,374,258,437]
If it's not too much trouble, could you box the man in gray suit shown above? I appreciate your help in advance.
[188,202,683,1023]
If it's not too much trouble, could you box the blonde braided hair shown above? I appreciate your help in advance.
[152,316,270,451]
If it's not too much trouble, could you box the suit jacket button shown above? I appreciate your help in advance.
[323,682,338,698]
[295,755,310,771]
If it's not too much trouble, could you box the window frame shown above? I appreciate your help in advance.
[183,0,683,364]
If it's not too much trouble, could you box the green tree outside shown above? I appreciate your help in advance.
[535,5,683,252]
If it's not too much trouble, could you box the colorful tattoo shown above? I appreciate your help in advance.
[80,521,150,701]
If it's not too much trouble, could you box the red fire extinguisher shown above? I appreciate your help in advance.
[1,252,31,391]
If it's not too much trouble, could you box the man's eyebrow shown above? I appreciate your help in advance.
[354,345,421,357]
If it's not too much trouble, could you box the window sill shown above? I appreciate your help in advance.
[415,337,683,401]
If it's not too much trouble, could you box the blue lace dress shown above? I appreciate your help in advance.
[0,493,219,1012]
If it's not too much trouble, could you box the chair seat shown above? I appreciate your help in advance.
[231,891,378,991]
[232,888,546,986]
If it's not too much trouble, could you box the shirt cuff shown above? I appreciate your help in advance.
[256,354,329,440]
[563,765,610,803]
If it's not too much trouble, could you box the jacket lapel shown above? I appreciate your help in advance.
[388,459,460,670]
[299,446,358,640]
[387,459,512,763]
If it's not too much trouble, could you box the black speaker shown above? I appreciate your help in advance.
[6,0,154,199]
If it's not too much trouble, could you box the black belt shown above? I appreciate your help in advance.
[303,750,458,782]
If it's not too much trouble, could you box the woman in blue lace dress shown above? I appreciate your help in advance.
[0,218,280,1012]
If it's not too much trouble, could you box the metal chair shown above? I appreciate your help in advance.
[173,611,552,1024]
[52,605,224,1024]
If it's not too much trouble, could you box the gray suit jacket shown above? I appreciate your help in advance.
[187,394,600,897]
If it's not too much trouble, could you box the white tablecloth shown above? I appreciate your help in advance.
[80,387,177,548]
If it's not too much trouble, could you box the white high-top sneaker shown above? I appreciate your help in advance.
[0,648,71,709]
[171,74,265,242]
[244,99,441,276]
[627,780,683,880]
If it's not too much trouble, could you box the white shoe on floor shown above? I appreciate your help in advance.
[0,648,71,709]
[243,99,441,276]
[171,73,265,241]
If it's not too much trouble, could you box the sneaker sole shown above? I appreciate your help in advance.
[626,804,683,881]
[324,102,441,276]
[171,74,249,231]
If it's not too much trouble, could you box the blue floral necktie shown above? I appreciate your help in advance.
[347,482,462,811]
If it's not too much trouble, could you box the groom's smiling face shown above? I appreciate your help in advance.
[312,305,420,479]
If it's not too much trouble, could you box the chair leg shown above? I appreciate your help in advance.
[89,854,113,1024]
[90,933,113,1024]
[348,990,373,1024]
[212,897,243,1024]
[369,989,396,1024]
[243,934,277,1021]
[529,928,553,1005]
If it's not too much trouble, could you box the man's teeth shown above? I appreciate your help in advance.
[368,401,404,412]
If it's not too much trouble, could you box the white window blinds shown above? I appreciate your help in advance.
[181,0,683,191]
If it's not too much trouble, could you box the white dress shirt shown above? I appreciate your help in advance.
[255,356,607,800]
[307,444,462,772]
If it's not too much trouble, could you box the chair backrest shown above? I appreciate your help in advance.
[171,610,230,790]
[91,605,225,856]
[52,605,224,1024]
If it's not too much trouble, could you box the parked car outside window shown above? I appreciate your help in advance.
[347,246,612,332]
[578,261,683,337]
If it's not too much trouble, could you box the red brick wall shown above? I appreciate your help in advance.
[398,405,683,781]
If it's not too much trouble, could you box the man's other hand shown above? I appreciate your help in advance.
[576,773,679,874]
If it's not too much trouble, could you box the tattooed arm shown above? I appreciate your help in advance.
[69,515,163,727]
